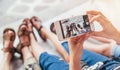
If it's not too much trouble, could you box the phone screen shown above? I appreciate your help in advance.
[54,15,94,41]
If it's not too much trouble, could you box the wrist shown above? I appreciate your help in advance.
[70,55,81,70]
[70,57,80,65]
[70,46,83,58]
[70,53,82,61]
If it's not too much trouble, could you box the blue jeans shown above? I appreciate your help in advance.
[62,41,108,66]
[112,45,120,62]
[61,41,119,70]
[39,41,119,70]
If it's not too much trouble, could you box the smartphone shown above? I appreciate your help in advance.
[54,15,94,41]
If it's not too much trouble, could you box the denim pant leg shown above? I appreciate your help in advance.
[112,45,120,62]
[39,52,69,70]
[62,41,109,66]
[38,41,120,70]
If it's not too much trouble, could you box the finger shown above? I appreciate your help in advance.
[23,19,27,24]
[70,33,90,42]
[88,14,93,24]
[25,19,31,25]
[70,35,82,43]
[31,16,39,22]
[87,10,101,15]
[90,36,111,43]
[77,33,89,42]
[33,16,41,22]
[91,31,105,37]
[31,16,36,22]
[89,14,101,23]
[89,14,107,29]
[85,33,90,39]
[69,37,76,43]
[83,33,90,40]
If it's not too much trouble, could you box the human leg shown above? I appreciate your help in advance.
[62,41,120,70]
[111,45,120,62]
[62,41,109,66]
[30,16,69,62]
[17,21,41,70]
[27,20,69,70]
[22,47,41,70]
[84,36,117,57]
[0,28,16,70]
[29,33,69,70]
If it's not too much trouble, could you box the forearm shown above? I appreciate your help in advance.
[68,33,88,70]
[69,46,83,70]
[70,54,81,70]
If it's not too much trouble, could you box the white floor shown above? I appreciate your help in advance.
[0,0,120,70]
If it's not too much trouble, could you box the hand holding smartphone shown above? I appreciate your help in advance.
[54,15,94,41]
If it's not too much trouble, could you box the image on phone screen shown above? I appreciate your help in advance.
[54,15,93,41]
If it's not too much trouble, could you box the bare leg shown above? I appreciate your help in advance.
[22,47,41,70]
[0,30,15,70]
[0,53,12,70]
[18,21,41,70]
[31,17,69,62]
[41,28,69,62]
[91,36,116,44]
[84,44,112,57]
[29,30,45,61]
[21,47,33,62]
[25,19,45,61]
[84,36,117,57]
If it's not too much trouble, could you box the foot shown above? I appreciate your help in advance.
[17,20,31,52]
[31,16,41,30]
[19,25,30,46]
[2,28,16,62]
[30,16,47,41]
[50,23,56,34]
[23,18,33,32]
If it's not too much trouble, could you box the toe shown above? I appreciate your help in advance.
[21,25,27,30]
[28,22,32,31]
[8,30,14,36]
[23,18,29,22]
[31,16,41,23]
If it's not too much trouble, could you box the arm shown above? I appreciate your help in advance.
[69,33,90,70]
[47,32,69,63]
[70,52,81,70]
[91,36,116,44]
[87,10,120,45]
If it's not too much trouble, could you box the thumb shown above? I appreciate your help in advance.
[91,31,105,37]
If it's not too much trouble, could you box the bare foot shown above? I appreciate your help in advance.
[50,23,56,34]
[31,16,42,30]
[3,30,15,49]
[31,16,48,41]
[24,18,33,32]
[19,25,30,46]
[17,19,32,52]
[2,28,15,65]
